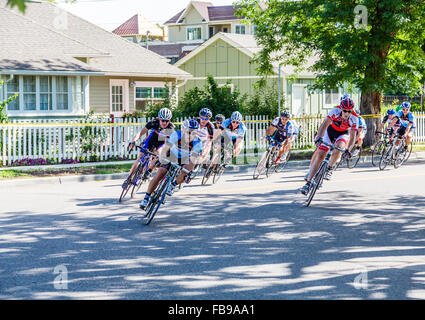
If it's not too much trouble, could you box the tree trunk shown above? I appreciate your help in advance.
[360,91,382,147]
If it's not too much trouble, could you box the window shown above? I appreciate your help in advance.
[253,24,258,35]
[23,76,36,110]
[111,85,123,112]
[186,27,202,40]
[4,75,84,113]
[154,87,169,99]
[56,76,69,110]
[235,25,246,34]
[135,84,169,111]
[324,88,340,107]
[135,87,152,99]
[39,76,53,111]
[6,76,19,111]
[71,76,83,112]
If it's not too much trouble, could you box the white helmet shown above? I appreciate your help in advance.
[231,111,243,122]
[158,108,172,121]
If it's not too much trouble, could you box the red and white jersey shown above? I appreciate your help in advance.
[327,107,359,132]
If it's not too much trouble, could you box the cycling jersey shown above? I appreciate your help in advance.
[290,119,300,136]
[358,116,367,134]
[166,130,202,159]
[195,117,214,142]
[327,107,359,132]
[220,118,247,141]
[142,118,175,151]
[382,114,400,127]
[396,110,416,128]
[271,117,294,142]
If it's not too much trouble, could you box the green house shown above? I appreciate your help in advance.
[175,32,361,116]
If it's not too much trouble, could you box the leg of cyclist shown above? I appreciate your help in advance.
[140,166,168,209]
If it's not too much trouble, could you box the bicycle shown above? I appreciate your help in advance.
[378,134,411,170]
[202,145,232,185]
[119,146,158,202]
[253,136,285,179]
[372,131,391,167]
[304,141,346,207]
[142,159,191,225]
[335,142,361,170]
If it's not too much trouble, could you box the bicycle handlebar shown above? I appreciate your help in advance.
[320,141,346,153]
[135,145,159,157]
[160,158,191,174]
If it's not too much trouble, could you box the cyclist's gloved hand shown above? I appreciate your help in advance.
[314,136,323,146]
[128,141,136,151]
[344,149,352,158]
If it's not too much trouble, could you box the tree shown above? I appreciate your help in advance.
[236,0,425,145]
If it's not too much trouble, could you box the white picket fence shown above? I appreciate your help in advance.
[1,113,424,166]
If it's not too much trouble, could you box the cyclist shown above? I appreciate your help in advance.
[300,97,359,195]
[195,108,215,168]
[214,111,247,165]
[388,101,416,151]
[265,110,295,164]
[376,109,400,137]
[214,114,225,129]
[123,107,174,189]
[354,108,367,148]
[139,119,202,209]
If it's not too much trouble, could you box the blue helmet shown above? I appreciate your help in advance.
[401,101,411,109]
[340,94,351,101]
[387,109,396,116]
[182,118,200,130]
[199,108,212,118]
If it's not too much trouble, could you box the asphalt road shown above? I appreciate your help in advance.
[1,159,425,300]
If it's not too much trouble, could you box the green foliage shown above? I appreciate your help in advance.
[174,75,248,118]
[0,80,16,123]
[242,82,285,118]
[236,0,425,101]
[65,111,107,154]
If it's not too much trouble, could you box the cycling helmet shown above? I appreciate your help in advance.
[401,101,411,109]
[280,110,291,118]
[354,108,361,115]
[340,94,351,101]
[182,118,200,130]
[215,114,225,122]
[158,107,172,121]
[199,108,212,118]
[387,109,396,116]
[231,111,243,122]
[340,97,355,110]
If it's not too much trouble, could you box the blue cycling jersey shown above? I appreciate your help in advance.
[358,116,367,132]
[396,110,416,128]
[221,118,247,141]
[167,130,203,159]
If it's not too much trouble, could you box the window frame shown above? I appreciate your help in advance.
[134,82,170,111]
[186,26,202,41]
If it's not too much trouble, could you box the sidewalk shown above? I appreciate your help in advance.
[1,152,424,188]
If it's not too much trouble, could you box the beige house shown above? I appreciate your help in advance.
[0,0,190,119]
[112,14,167,43]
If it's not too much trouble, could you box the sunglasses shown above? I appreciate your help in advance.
[232,120,240,124]
[200,116,209,121]
[160,119,170,123]
[342,110,351,113]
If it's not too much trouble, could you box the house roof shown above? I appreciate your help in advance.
[175,32,317,78]
[148,42,202,58]
[164,1,241,25]
[0,0,190,78]
[112,14,164,38]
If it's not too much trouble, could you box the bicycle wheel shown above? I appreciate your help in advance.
[404,142,413,162]
[253,150,269,179]
[131,159,148,198]
[347,146,362,169]
[119,170,136,202]
[305,162,327,207]
[371,141,385,167]
[266,150,277,177]
[143,178,169,225]
[378,145,392,171]
[213,164,225,184]
[394,142,407,169]
[202,163,215,185]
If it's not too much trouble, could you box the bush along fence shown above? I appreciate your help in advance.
[1,113,424,167]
